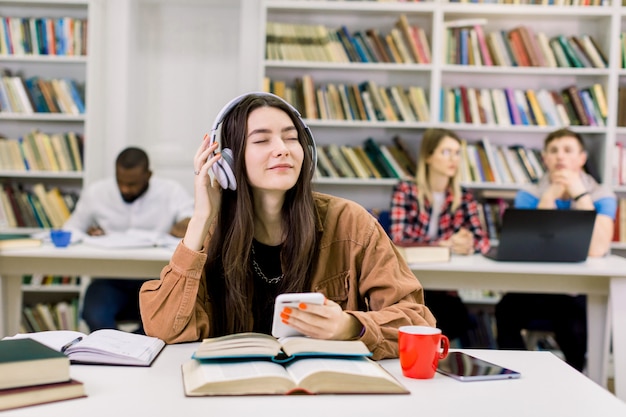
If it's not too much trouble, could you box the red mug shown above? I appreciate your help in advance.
[398,325,450,379]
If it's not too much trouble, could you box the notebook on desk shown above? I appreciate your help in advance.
[483,208,596,262]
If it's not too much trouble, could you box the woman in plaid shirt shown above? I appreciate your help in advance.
[390,128,490,345]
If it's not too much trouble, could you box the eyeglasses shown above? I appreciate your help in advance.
[439,149,461,158]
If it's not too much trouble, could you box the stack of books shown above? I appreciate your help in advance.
[182,332,408,396]
[0,338,86,411]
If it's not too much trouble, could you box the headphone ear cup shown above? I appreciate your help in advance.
[211,147,237,190]
[212,159,230,190]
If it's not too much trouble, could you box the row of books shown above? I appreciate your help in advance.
[441,84,607,127]
[445,21,607,69]
[266,14,431,64]
[0,16,88,56]
[314,136,546,186]
[22,274,82,287]
[265,77,430,122]
[22,300,80,333]
[0,131,84,172]
[460,139,546,184]
[316,137,416,180]
[476,199,508,240]
[0,73,86,115]
[0,182,78,229]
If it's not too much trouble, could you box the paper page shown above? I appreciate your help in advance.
[65,329,164,364]
[3,330,87,352]
[196,360,289,383]
[82,229,181,249]
[285,357,394,384]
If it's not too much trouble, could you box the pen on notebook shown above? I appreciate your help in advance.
[61,336,83,353]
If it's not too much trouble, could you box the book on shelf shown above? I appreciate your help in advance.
[340,145,370,179]
[365,28,391,63]
[525,89,547,126]
[315,147,339,178]
[0,379,86,412]
[507,28,531,67]
[0,338,70,390]
[394,242,451,264]
[556,35,584,68]
[536,32,557,68]
[476,142,497,183]
[389,27,414,64]
[567,37,593,68]
[395,14,420,63]
[354,145,383,179]
[363,138,397,178]
[182,332,407,396]
[324,144,356,178]
[585,34,608,68]
[4,329,165,367]
[513,88,533,126]
[589,83,608,120]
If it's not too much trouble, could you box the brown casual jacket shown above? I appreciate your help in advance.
[140,192,436,360]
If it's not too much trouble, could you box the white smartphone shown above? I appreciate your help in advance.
[271,292,325,338]
[437,351,521,382]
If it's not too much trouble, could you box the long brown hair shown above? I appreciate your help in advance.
[415,128,462,211]
[205,94,318,335]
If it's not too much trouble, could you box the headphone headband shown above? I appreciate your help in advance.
[208,92,317,190]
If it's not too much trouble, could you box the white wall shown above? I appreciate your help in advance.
[95,0,257,196]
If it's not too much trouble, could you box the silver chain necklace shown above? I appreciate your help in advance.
[251,245,283,284]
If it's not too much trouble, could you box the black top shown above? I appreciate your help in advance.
[251,239,283,334]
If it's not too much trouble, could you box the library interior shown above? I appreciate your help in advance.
[2,0,626,414]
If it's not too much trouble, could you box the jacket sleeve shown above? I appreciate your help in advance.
[139,241,212,343]
[348,216,437,360]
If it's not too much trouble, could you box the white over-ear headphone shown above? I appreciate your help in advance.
[208,92,317,190]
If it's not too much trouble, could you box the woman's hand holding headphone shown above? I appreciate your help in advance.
[183,135,223,251]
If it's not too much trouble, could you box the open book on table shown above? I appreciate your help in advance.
[79,229,181,249]
[184,332,407,396]
[183,356,408,396]
[3,329,165,366]
[191,332,372,362]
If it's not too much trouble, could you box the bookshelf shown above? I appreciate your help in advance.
[257,0,624,216]
[0,0,105,331]
[0,0,104,234]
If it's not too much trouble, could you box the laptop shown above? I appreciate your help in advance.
[483,209,596,262]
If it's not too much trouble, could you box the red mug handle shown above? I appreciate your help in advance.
[439,335,450,359]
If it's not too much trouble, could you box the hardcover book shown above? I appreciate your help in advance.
[0,338,69,390]
[0,379,86,412]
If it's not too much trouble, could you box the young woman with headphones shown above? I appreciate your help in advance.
[139,92,435,360]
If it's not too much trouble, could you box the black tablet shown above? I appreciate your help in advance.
[437,352,521,382]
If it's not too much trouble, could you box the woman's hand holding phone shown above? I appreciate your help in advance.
[272,293,363,340]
